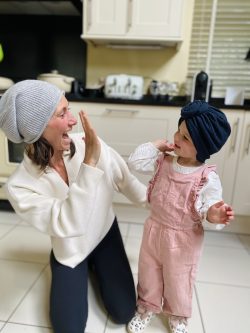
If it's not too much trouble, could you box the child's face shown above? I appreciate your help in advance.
[174,120,197,161]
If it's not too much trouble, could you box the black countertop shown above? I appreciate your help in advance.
[65,93,250,111]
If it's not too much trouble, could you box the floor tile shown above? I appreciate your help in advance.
[125,237,141,274]
[188,292,205,333]
[127,224,144,240]
[238,234,250,253]
[0,224,16,239]
[0,260,45,321]
[1,323,53,333]
[198,244,250,286]
[9,266,51,327]
[204,230,246,249]
[0,225,51,263]
[118,222,129,238]
[196,282,250,333]
[0,211,21,225]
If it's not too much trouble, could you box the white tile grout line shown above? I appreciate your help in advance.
[196,280,250,289]
[194,284,206,333]
[0,223,21,241]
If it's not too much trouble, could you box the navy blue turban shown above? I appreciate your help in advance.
[178,100,231,163]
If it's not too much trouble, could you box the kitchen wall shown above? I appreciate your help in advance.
[0,14,87,84]
[85,0,194,92]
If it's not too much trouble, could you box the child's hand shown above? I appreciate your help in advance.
[207,201,235,225]
[152,139,175,153]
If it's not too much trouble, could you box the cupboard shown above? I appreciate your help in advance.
[82,0,184,46]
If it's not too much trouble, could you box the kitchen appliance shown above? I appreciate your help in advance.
[0,130,25,199]
[148,80,179,99]
[0,76,14,93]
[191,71,210,102]
[104,74,144,100]
[37,71,75,92]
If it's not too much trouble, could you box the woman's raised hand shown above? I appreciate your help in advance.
[79,111,101,167]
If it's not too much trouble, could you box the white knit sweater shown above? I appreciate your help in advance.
[4,133,147,268]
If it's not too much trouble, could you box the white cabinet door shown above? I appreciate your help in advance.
[82,0,184,43]
[128,0,183,39]
[84,0,127,36]
[231,112,250,215]
[210,109,245,205]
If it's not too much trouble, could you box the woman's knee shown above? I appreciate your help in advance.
[105,294,136,324]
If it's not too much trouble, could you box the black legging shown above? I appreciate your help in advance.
[50,217,136,333]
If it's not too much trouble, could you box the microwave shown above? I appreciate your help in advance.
[0,130,25,199]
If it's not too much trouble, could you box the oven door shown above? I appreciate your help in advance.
[0,130,25,199]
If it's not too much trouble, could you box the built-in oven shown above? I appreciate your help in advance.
[0,130,25,199]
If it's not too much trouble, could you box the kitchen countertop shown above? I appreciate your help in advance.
[1,92,249,110]
[66,93,250,110]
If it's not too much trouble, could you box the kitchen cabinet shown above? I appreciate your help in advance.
[82,0,184,46]
[230,111,250,215]
[209,109,245,207]
[210,109,250,216]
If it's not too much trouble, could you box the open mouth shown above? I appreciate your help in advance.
[62,132,69,139]
[62,132,71,144]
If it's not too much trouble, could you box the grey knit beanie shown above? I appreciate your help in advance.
[0,80,63,143]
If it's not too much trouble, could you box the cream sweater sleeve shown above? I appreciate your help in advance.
[5,161,104,238]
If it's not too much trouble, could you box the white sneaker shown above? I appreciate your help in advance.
[127,311,154,333]
[168,315,188,333]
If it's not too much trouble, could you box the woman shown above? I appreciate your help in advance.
[0,80,147,333]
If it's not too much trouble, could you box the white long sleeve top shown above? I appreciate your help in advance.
[128,142,225,231]
[4,133,147,268]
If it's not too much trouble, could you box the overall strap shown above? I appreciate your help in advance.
[147,153,166,203]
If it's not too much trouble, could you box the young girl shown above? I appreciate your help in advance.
[127,100,234,333]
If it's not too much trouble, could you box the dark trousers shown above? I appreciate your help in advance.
[50,217,136,333]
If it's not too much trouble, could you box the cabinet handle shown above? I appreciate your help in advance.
[230,118,239,153]
[87,0,92,29]
[105,108,139,115]
[127,0,133,31]
[244,124,250,155]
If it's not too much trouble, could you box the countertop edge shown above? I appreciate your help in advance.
[65,94,250,111]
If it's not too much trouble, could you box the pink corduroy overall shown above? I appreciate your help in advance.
[137,154,216,318]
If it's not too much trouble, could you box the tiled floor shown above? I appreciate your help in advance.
[0,207,250,333]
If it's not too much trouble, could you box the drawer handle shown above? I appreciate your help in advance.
[87,0,92,29]
[105,108,139,114]
[230,118,239,153]
[244,124,250,155]
[127,0,133,30]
